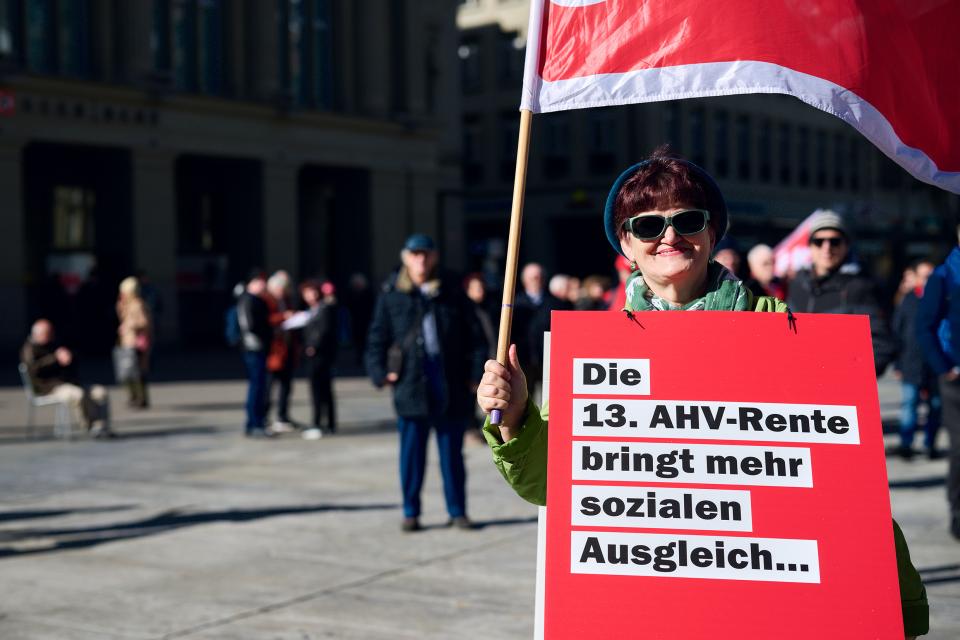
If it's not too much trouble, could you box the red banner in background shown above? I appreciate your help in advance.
[542,311,900,639]
[521,0,960,194]
[0,90,15,117]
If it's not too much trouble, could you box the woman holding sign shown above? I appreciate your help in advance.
[476,148,928,639]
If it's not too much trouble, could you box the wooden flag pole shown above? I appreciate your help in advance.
[490,108,534,427]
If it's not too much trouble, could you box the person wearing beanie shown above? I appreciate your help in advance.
[476,150,928,638]
[787,211,897,376]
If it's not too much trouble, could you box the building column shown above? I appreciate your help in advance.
[132,149,178,345]
[249,1,282,103]
[355,0,392,117]
[369,168,408,280]
[0,141,27,347]
[121,0,156,84]
[263,160,299,278]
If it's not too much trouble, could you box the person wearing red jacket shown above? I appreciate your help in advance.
[265,270,298,433]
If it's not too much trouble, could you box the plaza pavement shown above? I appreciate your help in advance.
[0,363,957,638]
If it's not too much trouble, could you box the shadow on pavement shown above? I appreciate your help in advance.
[168,402,244,412]
[919,563,960,586]
[472,515,539,529]
[888,476,945,489]
[412,515,538,533]
[0,503,398,559]
[0,505,136,523]
[0,425,222,445]
[114,426,222,440]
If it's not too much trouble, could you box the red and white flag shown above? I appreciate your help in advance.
[521,0,960,194]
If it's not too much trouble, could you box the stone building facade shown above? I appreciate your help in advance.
[457,0,959,283]
[0,0,463,349]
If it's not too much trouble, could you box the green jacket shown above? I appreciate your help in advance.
[482,296,928,637]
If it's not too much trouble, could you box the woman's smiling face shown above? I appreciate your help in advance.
[619,207,715,288]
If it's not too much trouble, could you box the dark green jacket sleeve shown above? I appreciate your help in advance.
[482,398,549,506]
[894,519,929,637]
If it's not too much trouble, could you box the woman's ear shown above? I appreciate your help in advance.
[619,235,635,261]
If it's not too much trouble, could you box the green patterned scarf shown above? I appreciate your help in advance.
[625,261,752,311]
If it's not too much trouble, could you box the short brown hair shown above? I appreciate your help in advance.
[613,146,726,239]
[299,279,322,296]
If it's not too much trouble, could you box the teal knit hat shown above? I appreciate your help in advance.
[603,159,729,257]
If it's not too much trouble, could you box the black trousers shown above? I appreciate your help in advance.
[268,366,293,423]
[941,377,960,516]
[308,360,336,432]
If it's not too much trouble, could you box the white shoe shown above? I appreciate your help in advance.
[268,421,295,434]
[301,428,323,440]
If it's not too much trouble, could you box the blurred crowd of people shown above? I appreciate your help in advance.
[232,270,342,440]
[17,212,960,538]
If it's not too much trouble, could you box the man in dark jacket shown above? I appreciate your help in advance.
[787,211,897,375]
[365,234,486,532]
[237,271,273,438]
[917,215,960,540]
[893,261,941,459]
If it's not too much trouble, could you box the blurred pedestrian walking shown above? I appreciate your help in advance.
[21,319,113,438]
[116,276,152,409]
[265,271,298,433]
[300,280,339,440]
[787,211,896,375]
[529,274,574,376]
[917,217,960,539]
[893,260,941,460]
[365,234,486,532]
[464,273,496,359]
[514,263,546,393]
[746,244,787,300]
[237,271,273,438]
[713,243,743,279]
[575,275,610,311]
[566,276,581,307]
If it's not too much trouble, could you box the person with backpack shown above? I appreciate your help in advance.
[224,282,245,349]
[237,271,273,438]
[917,213,960,540]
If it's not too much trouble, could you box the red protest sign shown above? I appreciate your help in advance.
[541,311,900,639]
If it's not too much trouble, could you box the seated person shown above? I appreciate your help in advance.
[21,319,113,438]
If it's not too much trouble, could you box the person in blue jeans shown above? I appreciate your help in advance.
[917,214,960,540]
[237,271,273,438]
[365,234,487,532]
[893,260,941,459]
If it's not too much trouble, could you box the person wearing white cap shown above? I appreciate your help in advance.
[787,211,897,376]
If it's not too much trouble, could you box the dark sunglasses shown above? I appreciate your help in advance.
[621,209,711,241]
[810,236,846,248]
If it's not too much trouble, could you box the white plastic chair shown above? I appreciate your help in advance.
[18,363,75,439]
